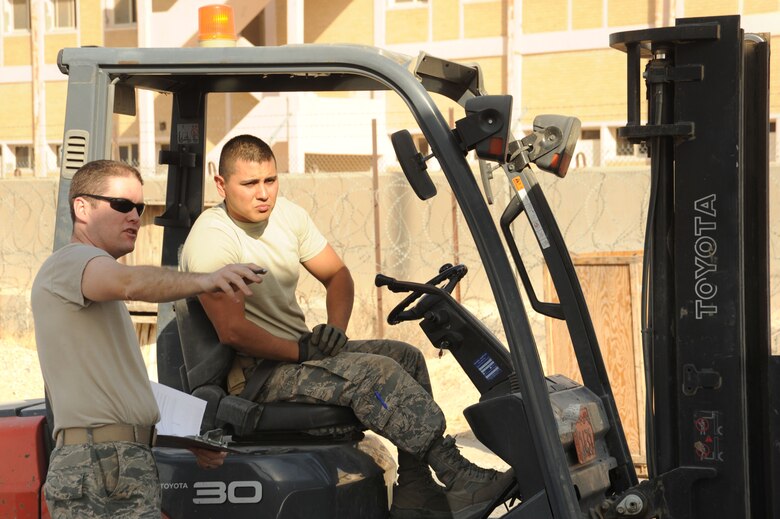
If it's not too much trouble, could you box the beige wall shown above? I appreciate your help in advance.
[0,179,57,337]
[79,0,105,46]
[773,36,780,115]
[433,0,459,41]
[3,166,780,357]
[386,6,430,44]
[44,33,79,64]
[46,82,68,142]
[0,84,33,141]
[683,0,740,17]
[463,1,504,38]
[305,0,373,44]
[607,0,651,26]
[744,0,779,14]
[572,0,603,30]
[3,36,31,66]
[6,1,775,176]
[0,84,68,150]
[105,28,139,48]
[522,49,632,125]
[524,0,568,33]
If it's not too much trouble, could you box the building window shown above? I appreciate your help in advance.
[7,0,30,31]
[574,129,601,168]
[118,144,139,166]
[155,143,169,175]
[15,145,33,168]
[615,136,633,156]
[49,0,75,29]
[112,0,136,25]
[581,129,599,140]
[615,133,648,160]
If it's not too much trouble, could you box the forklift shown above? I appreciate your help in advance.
[0,13,774,519]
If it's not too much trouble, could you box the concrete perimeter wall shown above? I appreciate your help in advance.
[2,166,779,359]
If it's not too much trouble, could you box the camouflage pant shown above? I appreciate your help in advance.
[44,441,161,518]
[256,339,446,458]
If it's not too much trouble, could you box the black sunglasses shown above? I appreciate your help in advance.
[74,193,146,216]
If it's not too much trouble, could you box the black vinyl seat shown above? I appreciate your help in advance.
[173,297,362,439]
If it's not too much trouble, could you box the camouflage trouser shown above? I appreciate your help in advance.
[44,441,161,518]
[256,339,446,458]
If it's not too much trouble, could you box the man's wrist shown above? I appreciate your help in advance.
[297,332,313,362]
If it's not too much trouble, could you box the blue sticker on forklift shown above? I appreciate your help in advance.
[474,353,502,381]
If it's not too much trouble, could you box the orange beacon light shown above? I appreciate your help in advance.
[198,5,237,47]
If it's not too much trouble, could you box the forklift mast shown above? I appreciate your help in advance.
[611,15,777,518]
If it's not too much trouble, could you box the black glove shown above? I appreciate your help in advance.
[309,324,349,356]
[297,333,325,362]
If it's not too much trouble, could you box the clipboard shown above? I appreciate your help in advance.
[155,433,240,453]
[149,381,239,453]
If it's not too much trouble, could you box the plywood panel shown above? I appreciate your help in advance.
[545,251,646,468]
[120,204,165,342]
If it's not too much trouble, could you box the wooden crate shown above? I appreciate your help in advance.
[120,205,165,347]
[544,251,647,471]
[132,314,158,348]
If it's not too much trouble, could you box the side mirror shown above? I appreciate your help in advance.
[113,83,136,116]
[391,130,437,200]
[526,115,581,178]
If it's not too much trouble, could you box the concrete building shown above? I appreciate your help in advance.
[0,0,778,177]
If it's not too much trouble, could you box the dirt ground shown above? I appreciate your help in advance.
[1,339,45,404]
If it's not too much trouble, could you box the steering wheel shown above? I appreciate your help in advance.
[386,264,468,325]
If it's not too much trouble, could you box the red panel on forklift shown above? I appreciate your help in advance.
[0,416,48,518]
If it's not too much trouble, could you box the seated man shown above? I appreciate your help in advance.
[180,134,514,519]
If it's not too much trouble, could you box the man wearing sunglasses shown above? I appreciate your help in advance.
[31,159,264,518]
[181,135,514,519]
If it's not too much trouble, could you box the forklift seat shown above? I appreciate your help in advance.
[173,297,362,439]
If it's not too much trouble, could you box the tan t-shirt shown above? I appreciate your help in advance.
[31,243,160,439]
[180,197,327,342]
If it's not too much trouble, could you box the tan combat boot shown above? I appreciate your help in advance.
[425,436,515,519]
[390,451,452,519]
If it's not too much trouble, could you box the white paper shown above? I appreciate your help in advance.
[150,381,207,437]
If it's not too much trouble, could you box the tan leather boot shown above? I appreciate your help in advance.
[425,436,515,519]
[390,450,452,519]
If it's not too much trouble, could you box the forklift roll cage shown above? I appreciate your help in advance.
[56,42,603,517]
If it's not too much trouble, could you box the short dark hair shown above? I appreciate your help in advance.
[68,160,144,222]
[218,135,276,180]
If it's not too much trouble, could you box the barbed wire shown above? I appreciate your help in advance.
[2,161,779,359]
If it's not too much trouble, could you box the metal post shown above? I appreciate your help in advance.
[449,108,461,302]
[30,0,47,177]
[371,119,384,337]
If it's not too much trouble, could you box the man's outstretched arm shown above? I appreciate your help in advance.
[81,256,263,304]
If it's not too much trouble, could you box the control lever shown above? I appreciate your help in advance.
[374,274,442,296]
[478,160,497,205]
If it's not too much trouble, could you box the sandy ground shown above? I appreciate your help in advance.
[0,340,46,404]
